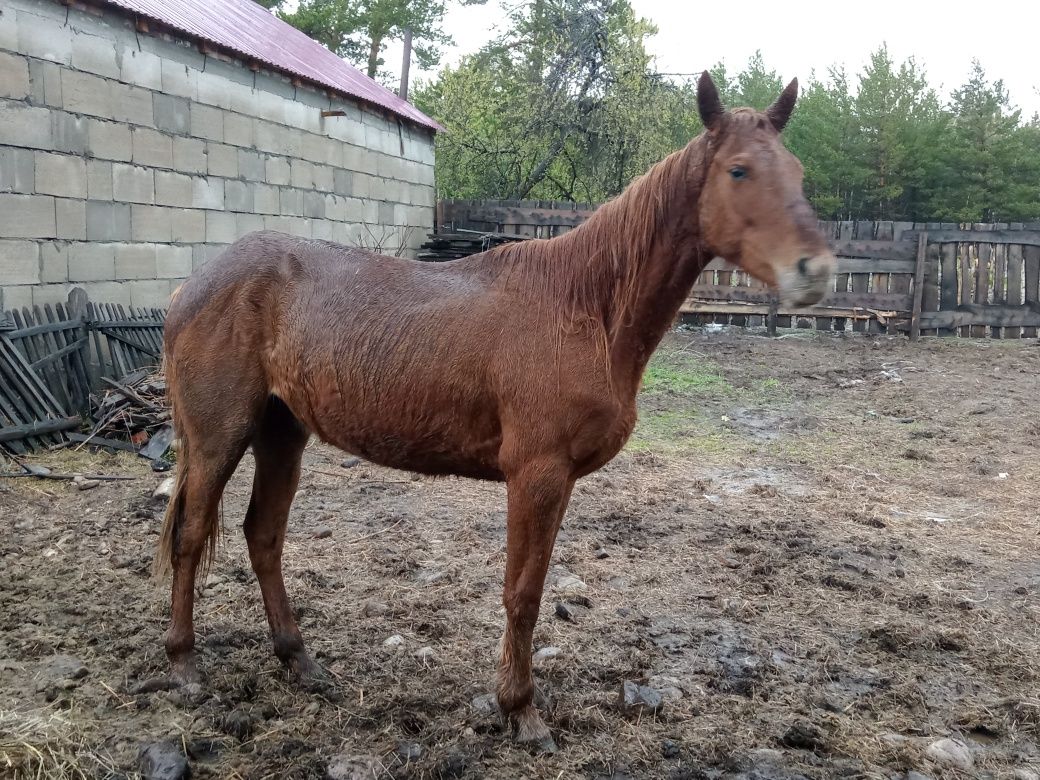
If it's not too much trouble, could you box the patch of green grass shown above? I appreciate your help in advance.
[640,354,730,396]
[626,409,741,457]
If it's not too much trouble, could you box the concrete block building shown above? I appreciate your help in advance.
[0,0,439,310]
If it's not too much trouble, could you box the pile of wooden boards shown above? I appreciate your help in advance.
[416,230,527,262]
[71,370,175,468]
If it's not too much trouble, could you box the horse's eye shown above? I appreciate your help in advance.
[730,166,747,180]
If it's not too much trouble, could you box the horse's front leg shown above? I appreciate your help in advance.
[498,458,574,751]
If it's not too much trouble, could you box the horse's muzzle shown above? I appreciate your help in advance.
[779,253,835,307]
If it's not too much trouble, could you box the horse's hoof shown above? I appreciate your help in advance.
[169,655,201,689]
[290,654,340,699]
[526,735,558,754]
[510,705,556,752]
[130,676,178,695]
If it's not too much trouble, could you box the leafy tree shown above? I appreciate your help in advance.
[943,61,1039,221]
[265,0,482,81]
[784,69,862,219]
[416,0,682,202]
[414,5,1040,221]
[734,51,783,109]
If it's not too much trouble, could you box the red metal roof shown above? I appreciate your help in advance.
[98,0,441,131]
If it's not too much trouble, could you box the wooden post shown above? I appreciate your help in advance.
[767,296,778,336]
[399,28,413,101]
[910,232,928,341]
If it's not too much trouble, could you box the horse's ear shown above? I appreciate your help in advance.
[698,71,724,131]
[766,77,799,132]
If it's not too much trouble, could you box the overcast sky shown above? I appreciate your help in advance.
[391,0,1040,117]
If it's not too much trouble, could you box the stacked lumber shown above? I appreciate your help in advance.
[417,230,528,262]
[72,370,175,467]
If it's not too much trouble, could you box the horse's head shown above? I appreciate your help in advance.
[695,72,835,307]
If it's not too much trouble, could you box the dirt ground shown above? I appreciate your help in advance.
[2,327,1039,780]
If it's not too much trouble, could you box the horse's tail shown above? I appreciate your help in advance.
[152,346,211,581]
[152,431,189,580]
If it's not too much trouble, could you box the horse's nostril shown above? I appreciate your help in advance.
[797,257,810,276]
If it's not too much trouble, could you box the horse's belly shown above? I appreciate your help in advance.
[268,334,504,479]
[332,425,504,480]
[293,390,505,480]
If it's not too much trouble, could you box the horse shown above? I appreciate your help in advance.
[154,72,835,749]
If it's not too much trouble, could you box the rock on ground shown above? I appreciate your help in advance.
[326,754,382,780]
[138,741,189,780]
[925,737,973,771]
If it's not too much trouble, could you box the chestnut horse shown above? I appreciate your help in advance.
[155,73,834,748]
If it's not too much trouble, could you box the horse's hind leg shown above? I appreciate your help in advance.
[243,397,322,685]
[162,424,251,686]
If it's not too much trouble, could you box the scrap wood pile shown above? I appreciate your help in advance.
[416,229,529,261]
[76,369,176,469]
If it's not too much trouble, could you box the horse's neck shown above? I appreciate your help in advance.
[559,138,712,395]
[610,225,708,393]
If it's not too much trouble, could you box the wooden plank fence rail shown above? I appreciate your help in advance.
[0,288,168,453]
[435,201,1040,338]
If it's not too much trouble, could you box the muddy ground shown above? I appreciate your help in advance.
[2,328,1039,780]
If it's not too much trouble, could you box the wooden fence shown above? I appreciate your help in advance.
[437,200,1040,338]
[0,289,166,453]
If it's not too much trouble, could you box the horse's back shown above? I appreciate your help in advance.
[165,231,380,348]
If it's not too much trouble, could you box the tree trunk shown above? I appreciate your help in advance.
[509,67,600,200]
[399,28,413,100]
[367,35,382,79]
[510,135,567,200]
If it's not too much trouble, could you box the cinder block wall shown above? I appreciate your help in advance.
[0,0,435,311]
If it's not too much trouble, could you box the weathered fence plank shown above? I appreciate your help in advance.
[1,289,169,453]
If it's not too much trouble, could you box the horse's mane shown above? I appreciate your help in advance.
[483,132,709,342]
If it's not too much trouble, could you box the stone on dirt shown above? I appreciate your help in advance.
[326,754,381,780]
[312,526,333,539]
[780,720,824,750]
[471,693,498,717]
[416,569,450,586]
[414,646,437,662]
[553,573,587,593]
[618,680,663,715]
[340,457,361,468]
[554,600,588,622]
[532,646,561,665]
[925,737,973,771]
[395,742,422,762]
[362,599,389,617]
[138,741,190,780]
[76,478,101,490]
[382,634,405,649]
